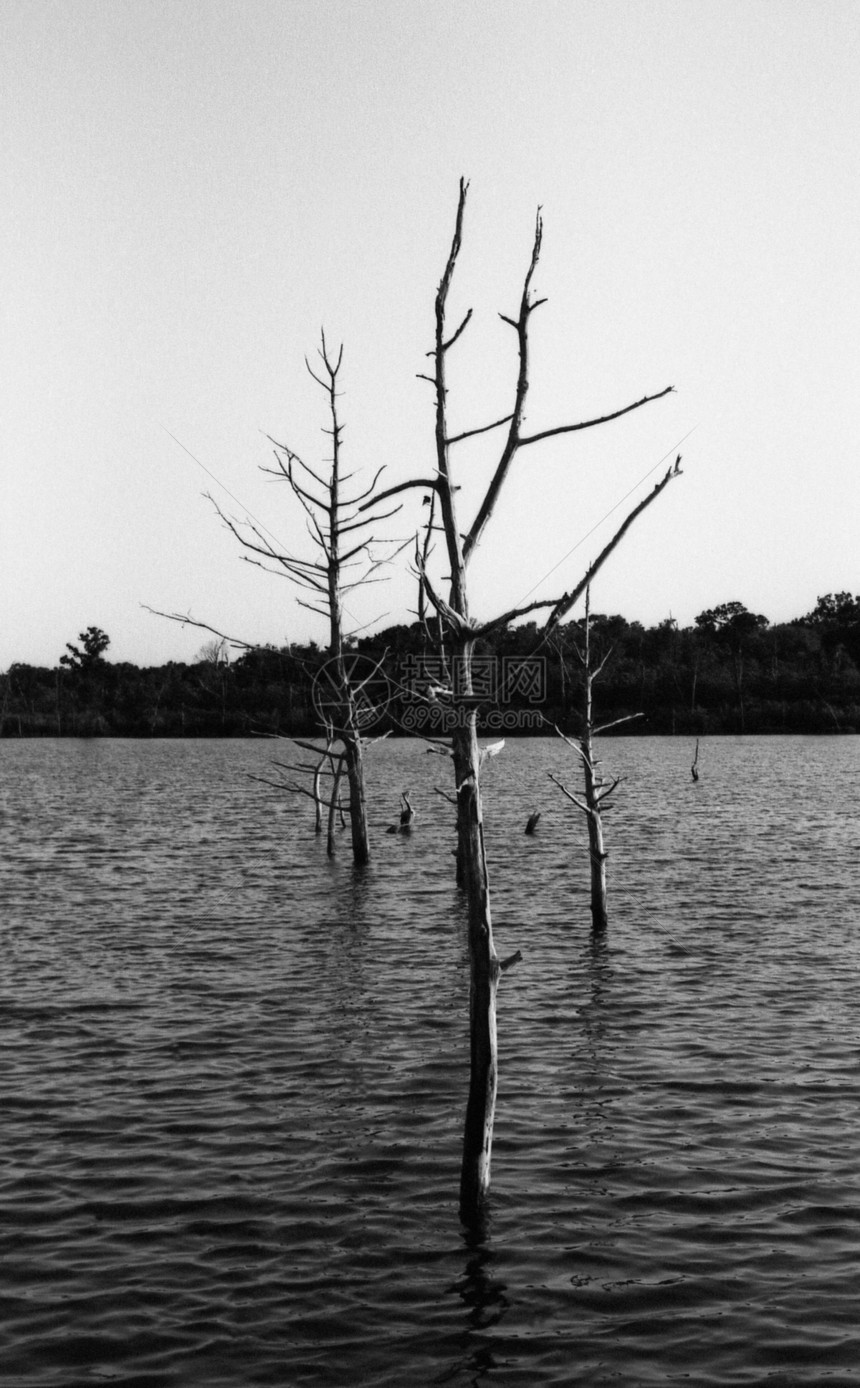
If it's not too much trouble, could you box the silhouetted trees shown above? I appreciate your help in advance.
[798,592,860,673]
[59,626,110,672]
[802,592,860,628]
[694,602,769,731]
[5,598,860,737]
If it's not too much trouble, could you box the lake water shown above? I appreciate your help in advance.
[2,735,859,1386]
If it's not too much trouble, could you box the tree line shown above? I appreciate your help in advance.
[3,592,860,739]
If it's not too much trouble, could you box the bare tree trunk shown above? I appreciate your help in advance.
[448,639,502,1213]
[375,178,676,1215]
[327,753,345,857]
[581,729,609,934]
[580,612,608,933]
[313,755,324,833]
[343,732,369,866]
[550,589,642,935]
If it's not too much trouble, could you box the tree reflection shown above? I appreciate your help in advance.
[580,930,614,1067]
[444,1220,510,1385]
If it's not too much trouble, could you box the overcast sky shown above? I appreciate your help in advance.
[3,0,858,669]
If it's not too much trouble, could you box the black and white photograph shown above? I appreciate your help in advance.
[2,2,859,1383]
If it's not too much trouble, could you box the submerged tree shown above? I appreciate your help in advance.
[371,179,680,1218]
[150,337,401,863]
[549,586,645,934]
[210,334,402,866]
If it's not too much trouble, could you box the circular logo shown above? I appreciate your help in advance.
[311,654,392,732]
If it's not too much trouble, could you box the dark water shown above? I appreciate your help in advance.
[2,736,859,1386]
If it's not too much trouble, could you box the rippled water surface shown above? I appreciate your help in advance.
[2,736,860,1385]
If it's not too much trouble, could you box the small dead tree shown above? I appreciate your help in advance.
[212,334,404,865]
[549,587,643,933]
[369,179,681,1219]
[151,336,402,865]
[248,725,350,854]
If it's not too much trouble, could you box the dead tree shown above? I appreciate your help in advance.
[248,727,356,856]
[204,334,403,866]
[369,179,680,1219]
[549,587,643,933]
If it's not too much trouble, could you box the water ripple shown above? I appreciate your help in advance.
[1,736,860,1384]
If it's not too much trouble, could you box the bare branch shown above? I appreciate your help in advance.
[340,574,395,592]
[461,208,544,561]
[206,494,327,582]
[341,464,387,506]
[434,785,458,806]
[304,359,329,392]
[274,449,330,496]
[282,463,329,515]
[248,773,352,813]
[305,508,331,559]
[349,648,391,698]
[499,950,523,972]
[590,645,615,681]
[414,546,473,638]
[289,736,346,757]
[431,179,472,614]
[271,758,340,777]
[343,611,391,639]
[548,771,589,815]
[593,712,645,736]
[438,177,469,313]
[241,524,325,572]
[594,776,622,802]
[295,597,331,617]
[269,441,332,496]
[544,458,683,635]
[447,413,515,446]
[442,307,473,351]
[336,504,403,535]
[551,722,587,758]
[358,478,439,512]
[519,386,675,448]
[141,606,257,651]
[417,490,437,637]
[239,555,329,591]
[472,595,560,639]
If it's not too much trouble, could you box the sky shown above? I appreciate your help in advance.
[2,0,858,669]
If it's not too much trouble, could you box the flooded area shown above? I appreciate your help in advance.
[2,736,859,1385]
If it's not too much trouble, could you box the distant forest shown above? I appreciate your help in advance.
[4,594,860,737]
